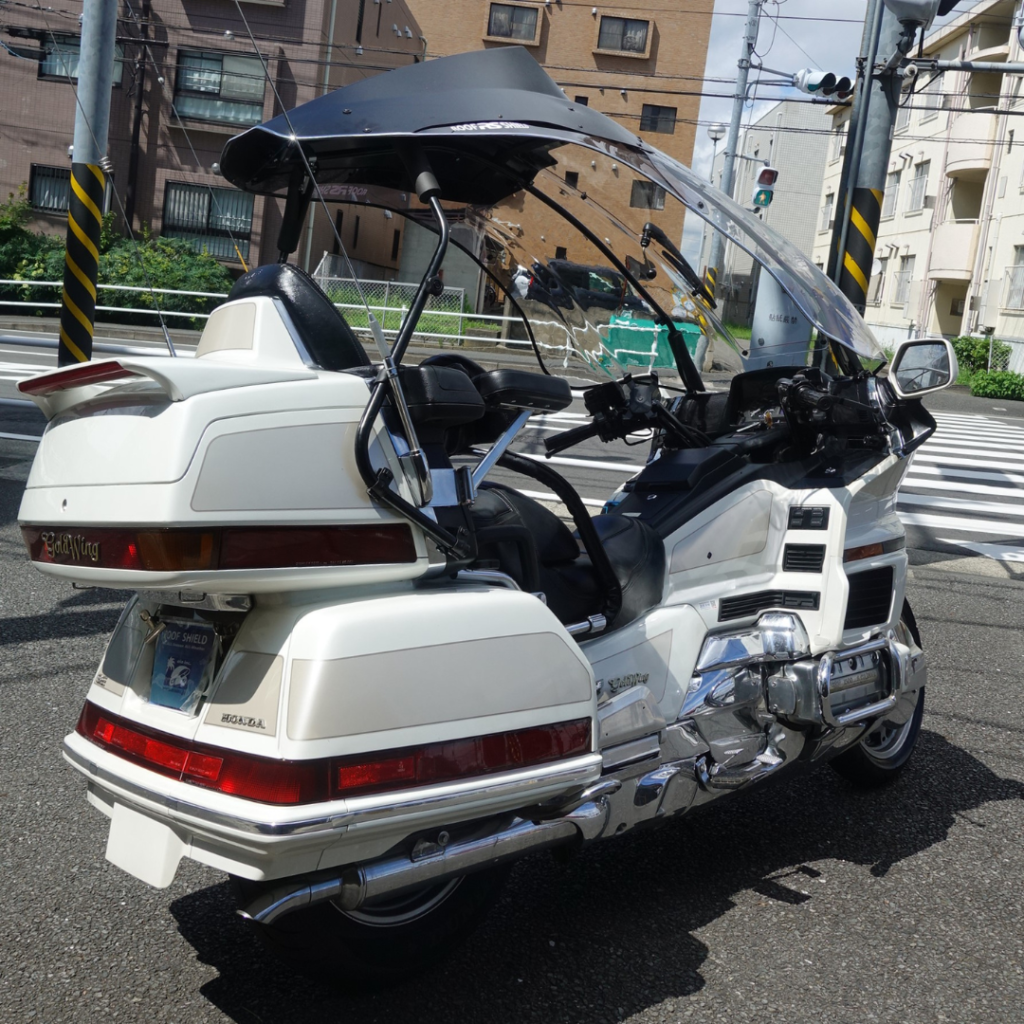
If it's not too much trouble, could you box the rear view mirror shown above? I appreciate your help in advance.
[888,337,958,399]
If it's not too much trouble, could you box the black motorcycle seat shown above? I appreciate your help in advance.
[227,263,371,371]
[471,484,665,630]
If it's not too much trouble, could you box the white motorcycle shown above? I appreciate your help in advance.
[18,48,956,984]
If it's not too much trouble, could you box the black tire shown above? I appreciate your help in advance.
[232,867,510,987]
[829,600,925,788]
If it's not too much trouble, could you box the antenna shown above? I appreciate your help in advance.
[230,0,376,333]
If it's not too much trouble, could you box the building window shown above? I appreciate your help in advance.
[597,16,649,55]
[867,256,888,306]
[820,193,834,232]
[921,73,944,120]
[564,171,579,189]
[555,246,567,260]
[29,165,71,213]
[486,3,540,43]
[640,104,676,134]
[1004,246,1024,309]
[630,180,665,210]
[574,95,589,106]
[893,254,915,306]
[163,182,253,261]
[353,215,360,249]
[907,161,930,211]
[895,100,911,133]
[173,51,265,126]
[391,229,401,261]
[831,123,847,162]
[881,170,901,219]
[39,34,124,85]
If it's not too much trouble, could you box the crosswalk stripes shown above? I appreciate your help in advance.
[897,412,1024,559]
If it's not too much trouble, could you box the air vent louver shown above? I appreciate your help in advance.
[719,590,820,622]
[784,544,826,573]
[844,566,895,630]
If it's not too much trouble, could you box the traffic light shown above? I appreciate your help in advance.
[792,69,853,100]
[883,0,962,26]
[751,167,778,208]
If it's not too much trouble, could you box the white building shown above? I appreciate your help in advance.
[812,0,1024,369]
[700,100,833,324]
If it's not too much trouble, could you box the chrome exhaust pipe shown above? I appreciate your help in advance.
[239,799,609,925]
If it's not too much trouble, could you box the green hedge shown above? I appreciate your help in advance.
[950,334,1012,376]
[969,370,1024,401]
[0,189,234,327]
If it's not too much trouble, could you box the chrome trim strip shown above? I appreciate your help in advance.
[62,737,602,839]
[471,409,532,487]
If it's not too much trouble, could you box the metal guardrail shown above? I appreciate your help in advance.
[0,276,680,371]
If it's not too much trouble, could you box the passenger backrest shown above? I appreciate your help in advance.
[226,263,371,371]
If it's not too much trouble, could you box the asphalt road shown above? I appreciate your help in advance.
[2,418,1024,1022]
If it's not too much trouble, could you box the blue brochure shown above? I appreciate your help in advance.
[149,620,218,712]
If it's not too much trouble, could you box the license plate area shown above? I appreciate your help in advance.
[148,617,219,714]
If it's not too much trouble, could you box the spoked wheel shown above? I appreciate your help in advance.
[232,867,510,988]
[830,600,925,788]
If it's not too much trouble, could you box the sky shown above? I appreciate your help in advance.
[681,0,985,259]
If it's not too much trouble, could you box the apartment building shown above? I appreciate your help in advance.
[811,0,1024,359]
[698,100,833,324]
[0,0,423,274]
[402,0,712,306]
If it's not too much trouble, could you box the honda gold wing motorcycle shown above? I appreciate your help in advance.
[18,48,956,983]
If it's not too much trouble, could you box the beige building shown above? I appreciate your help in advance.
[699,99,833,324]
[399,0,712,302]
[811,0,1024,367]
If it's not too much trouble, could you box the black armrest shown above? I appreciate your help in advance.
[475,369,572,412]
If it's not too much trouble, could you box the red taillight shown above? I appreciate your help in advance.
[76,703,327,805]
[18,360,139,396]
[331,719,593,798]
[22,523,417,572]
[75,702,592,806]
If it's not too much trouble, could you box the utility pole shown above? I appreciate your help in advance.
[705,0,764,297]
[833,7,910,310]
[124,0,150,232]
[58,0,119,365]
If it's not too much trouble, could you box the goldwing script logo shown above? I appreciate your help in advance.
[41,532,100,563]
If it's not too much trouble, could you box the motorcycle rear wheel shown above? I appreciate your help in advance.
[829,601,925,788]
[232,866,510,986]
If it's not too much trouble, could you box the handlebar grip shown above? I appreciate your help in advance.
[793,385,834,412]
[543,420,601,454]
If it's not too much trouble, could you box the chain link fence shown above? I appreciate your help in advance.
[987,336,1024,373]
[311,254,499,346]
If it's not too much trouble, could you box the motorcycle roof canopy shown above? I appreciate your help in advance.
[220,46,886,369]
[219,47,642,204]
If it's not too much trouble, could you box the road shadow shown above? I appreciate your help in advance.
[169,728,1024,1024]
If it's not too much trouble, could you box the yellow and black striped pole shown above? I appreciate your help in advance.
[837,186,882,310]
[57,0,119,366]
[703,266,717,301]
[58,163,105,365]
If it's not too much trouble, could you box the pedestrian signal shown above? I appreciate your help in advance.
[751,167,778,208]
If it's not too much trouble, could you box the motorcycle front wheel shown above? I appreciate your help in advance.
[829,600,925,788]
[232,866,510,986]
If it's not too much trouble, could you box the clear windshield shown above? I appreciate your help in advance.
[313,138,885,389]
